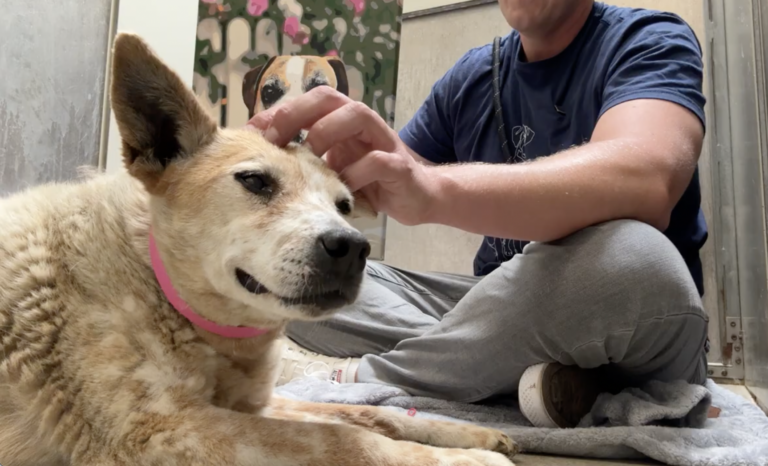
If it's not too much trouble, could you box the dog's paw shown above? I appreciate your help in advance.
[485,429,518,457]
[419,421,519,457]
[485,429,520,458]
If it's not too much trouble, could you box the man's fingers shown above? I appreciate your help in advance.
[256,87,353,147]
[340,150,403,192]
[325,139,370,174]
[306,101,398,157]
[246,110,274,131]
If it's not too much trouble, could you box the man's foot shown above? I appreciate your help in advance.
[275,338,361,386]
[518,363,605,428]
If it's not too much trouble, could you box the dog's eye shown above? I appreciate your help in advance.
[263,87,277,99]
[235,172,274,196]
[261,84,283,108]
[306,80,329,92]
[336,199,352,215]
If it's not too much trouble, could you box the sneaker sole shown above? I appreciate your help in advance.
[518,363,560,428]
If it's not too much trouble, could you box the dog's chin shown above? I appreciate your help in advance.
[235,268,361,319]
[284,289,361,320]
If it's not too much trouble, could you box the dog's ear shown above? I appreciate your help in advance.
[110,33,217,191]
[326,57,349,96]
[242,56,277,118]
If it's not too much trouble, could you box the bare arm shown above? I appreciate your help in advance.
[248,90,702,239]
[421,99,704,242]
[406,144,435,166]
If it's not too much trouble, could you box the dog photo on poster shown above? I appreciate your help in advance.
[193,0,403,260]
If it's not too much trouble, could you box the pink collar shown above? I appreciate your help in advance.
[148,232,270,339]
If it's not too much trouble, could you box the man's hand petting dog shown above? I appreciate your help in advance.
[247,86,438,227]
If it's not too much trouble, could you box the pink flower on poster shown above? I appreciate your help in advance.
[247,0,268,16]
[326,50,339,57]
[284,17,310,45]
[349,0,366,15]
[283,17,300,37]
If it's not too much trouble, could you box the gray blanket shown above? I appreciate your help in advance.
[275,379,768,466]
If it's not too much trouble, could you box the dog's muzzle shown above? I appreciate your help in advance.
[295,227,370,314]
[236,228,370,315]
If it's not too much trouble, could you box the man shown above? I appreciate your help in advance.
[247,0,709,429]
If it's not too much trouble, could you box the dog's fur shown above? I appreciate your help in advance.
[0,33,517,466]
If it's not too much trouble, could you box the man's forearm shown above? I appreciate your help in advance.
[422,139,691,242]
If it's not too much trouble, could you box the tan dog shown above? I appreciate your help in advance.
[0,33,517,466]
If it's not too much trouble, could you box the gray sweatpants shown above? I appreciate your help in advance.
[287,220,709,403]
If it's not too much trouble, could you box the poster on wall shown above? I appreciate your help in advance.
[192,0,404,261]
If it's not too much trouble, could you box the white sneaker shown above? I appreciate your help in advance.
[518,363,605,428]
[275,338,360,386]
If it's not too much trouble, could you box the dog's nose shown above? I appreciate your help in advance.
[318,229,371,274]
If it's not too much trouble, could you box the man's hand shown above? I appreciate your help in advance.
[247,87,437,226]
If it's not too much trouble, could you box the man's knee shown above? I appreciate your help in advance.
[485,220,708,378]
[526,220,699,302]
[584,220,702,308]
[492,220,705,337]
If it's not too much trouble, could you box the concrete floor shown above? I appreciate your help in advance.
[516,383,759,466]
[720,384,758,406]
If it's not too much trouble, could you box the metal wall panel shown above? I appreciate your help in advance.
[741,0,768,409]
[702,0,746,379]
[705,0,768,398]
[0,0,113,194]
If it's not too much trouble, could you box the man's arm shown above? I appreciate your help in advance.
[423,98,704,242]
[419,15,706,240]
[406,145,436,166]
[249,91,702,235]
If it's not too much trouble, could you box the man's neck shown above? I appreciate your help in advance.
[519,2,594,62]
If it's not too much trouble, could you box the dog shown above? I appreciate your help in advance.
[243,55,349,143]
[0,33,517,466]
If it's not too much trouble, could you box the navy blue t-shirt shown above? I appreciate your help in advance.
[400,2,708,295]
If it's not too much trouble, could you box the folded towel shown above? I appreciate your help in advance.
[275,379,768,466]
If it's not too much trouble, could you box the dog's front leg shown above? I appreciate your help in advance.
[268,397,519,457]
[93,407,515,466]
